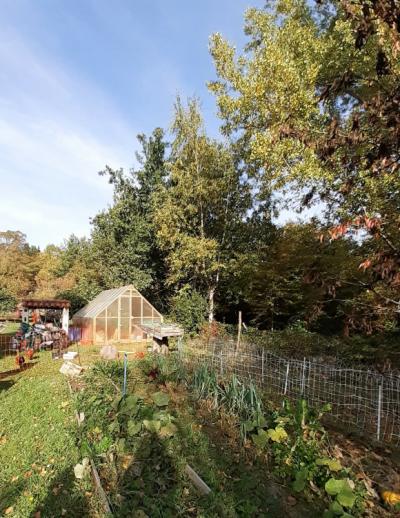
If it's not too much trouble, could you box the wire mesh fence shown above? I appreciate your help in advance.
[180,339,400,446]
[0,333,14,356]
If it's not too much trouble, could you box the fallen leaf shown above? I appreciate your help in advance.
[4,507,13,515]
[11,476,18,482]
[24,471,32,478]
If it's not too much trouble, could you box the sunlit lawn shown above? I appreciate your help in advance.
[0,351,101,517]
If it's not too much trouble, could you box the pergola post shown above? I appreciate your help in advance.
[62,307,69,334]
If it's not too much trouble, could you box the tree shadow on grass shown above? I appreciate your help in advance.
[0,477,26,513]
[110,431,181,518]
[0,379,14,393]
[0,362,37,380]
[34,466,91,518]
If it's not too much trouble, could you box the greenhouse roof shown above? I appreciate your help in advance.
[73,285,141,319]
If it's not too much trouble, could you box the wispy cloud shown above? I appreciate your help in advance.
[0,22,135,248]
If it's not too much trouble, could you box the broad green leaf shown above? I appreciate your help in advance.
[143,420,161,433]
[120,395,139,415]
[316,457,342,472]
[267,426,288,443]
[152,392,170,407]
[243,420,257,432]
[293,468,308,492]
[108,420,120,433]
[329,500,344,515]
[127,420,142,436]
[337,488,356,509]
[325,478,345,496]
[252,429,269,449]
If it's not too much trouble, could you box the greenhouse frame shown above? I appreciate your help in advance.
[72,285,163,344]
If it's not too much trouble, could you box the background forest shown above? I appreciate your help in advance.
[1,0,399,357]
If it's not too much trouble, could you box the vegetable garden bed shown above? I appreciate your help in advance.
[73,357,320,517]
[73,353,398,517]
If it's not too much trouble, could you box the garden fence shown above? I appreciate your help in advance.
[180,339,400,446]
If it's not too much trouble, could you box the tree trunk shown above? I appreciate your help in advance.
[208,286,215,323]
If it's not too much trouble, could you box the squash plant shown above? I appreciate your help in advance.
[244,399,364,517]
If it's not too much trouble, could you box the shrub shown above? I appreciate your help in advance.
[0,288,16,313]
[170,286,208,334]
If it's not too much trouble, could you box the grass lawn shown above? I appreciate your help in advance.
[0,352,102,518]
[0,322,19,334]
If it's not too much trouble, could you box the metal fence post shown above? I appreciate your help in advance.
[220,351,223,375]
[284,362,290,396]
[377,383,383,441]
[301,357,306,395]
[123,353,128,397]
[261,350,265,384]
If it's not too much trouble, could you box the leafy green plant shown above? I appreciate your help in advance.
[170,286,208,334]
[189,369,366,517]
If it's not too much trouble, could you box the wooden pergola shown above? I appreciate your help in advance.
[20,299,70,333]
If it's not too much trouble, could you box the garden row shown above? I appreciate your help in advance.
[72,353,396,517]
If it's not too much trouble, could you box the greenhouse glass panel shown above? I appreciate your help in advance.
[143,300,152,318]
[121,297,130,318]
[107,319,118,341]
[108,300,118,318]
[72,284,163,344]
[132,297,141,318]
[120,318,130,339]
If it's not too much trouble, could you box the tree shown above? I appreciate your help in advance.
[245,222,374,333]
[209,0,400,318]
[0,288,16,313]
[0,230,40,298]
[154,98,253,322]
[91,128,169,306]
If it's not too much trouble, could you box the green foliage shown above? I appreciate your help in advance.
[154,97,257,322]
[152,391,170,407]
[91,128,169,305]
[189,363,366,516]
[209,0,400,325]
[78,358,286,516]
[0,287,16,313]
[170,286,208,334]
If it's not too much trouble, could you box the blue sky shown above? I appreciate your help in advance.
[0,0,262,249]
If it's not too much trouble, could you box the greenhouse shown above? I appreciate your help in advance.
[72,285,163,344]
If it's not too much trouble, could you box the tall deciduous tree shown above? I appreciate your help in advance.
[0,231,40,299]
[154,98,253,322]
[209,0,400,315]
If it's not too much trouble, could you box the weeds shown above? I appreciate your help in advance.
[188,362,368,517]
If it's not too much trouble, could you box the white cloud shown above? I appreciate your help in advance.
[0,23,137,249]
